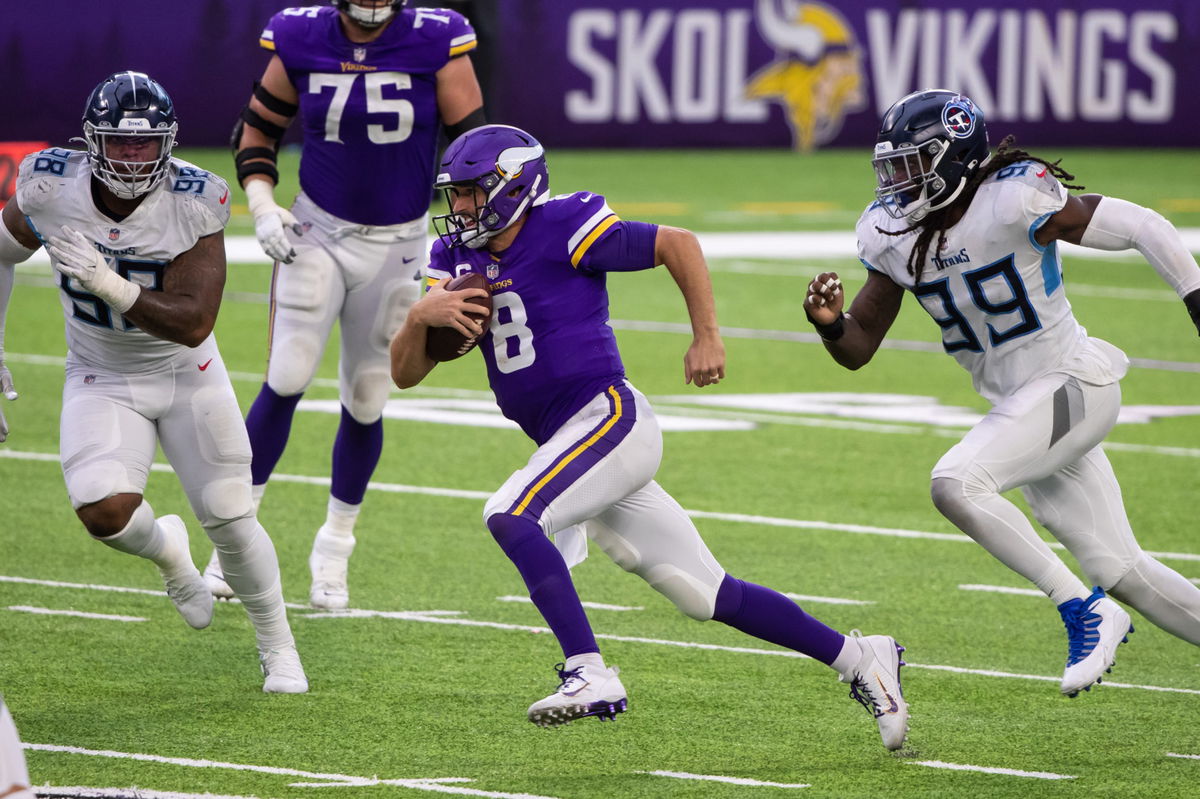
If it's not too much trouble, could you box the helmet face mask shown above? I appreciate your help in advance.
[432,125,550,250]
[82,72,177,200]
[333,0,406,28]
[873,90,989,222]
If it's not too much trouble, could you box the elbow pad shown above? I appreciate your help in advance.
[1080,197,1200,299]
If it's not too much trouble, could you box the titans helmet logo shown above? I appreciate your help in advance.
[746,0,866,151]
[942,96,979,139]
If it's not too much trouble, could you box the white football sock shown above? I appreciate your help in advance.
[208,516,294,650]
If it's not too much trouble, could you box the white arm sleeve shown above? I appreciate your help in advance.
[1079,196,1200,299]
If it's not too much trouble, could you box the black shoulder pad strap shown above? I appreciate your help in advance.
[241,106,288,141]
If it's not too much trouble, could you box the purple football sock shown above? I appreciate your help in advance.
[713,574,845,665]
[330,406,383,505]
[245,383,303,485]
[487,514,599,659]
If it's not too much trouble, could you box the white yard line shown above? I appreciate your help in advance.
[24,744,561,799]
[497,595,643,612]
[783,592,874,605]
[909,760,1076,780]
[637,770,810,788]
[6,605,146,622]
[4,450,1200,567]
[958,584,1045,597]
[1166,752,1200,760]
[35,787,275,799]
[8,575,1196,696]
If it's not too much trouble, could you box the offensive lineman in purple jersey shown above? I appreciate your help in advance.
[390,125,910,751]
[205,0,486,609]
[806,90,1200,696]
[0,72,306,693]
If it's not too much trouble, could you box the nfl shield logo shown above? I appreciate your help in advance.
[486,264,499,280]
[353,47,367,62]
[108,228,120,241]
[83,375,96,385]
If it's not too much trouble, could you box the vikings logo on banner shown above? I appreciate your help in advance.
[746,0,866,152]
[942,96,979,139]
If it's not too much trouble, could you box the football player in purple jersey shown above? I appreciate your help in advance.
[806,89,1200,697]
[390,124,910,750]
[206,0,487,610]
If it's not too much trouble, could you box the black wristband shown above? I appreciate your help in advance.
[805,309,846,341]
[1184,287,1200,336]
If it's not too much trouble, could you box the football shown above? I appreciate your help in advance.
[424,271,493,362]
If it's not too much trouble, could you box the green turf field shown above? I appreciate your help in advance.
[1,147,1198,798]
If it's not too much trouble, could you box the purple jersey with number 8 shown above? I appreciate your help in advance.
[261,5,476,225]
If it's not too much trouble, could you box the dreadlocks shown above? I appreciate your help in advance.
[880,135,1085,284]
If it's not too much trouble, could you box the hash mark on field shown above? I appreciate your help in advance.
[1167,752,1200,760]
[637,770,810,788]
[497,595,644,611]
[6,605,146,622]
[25,743,561,798]
[910,760,1076,780]
[783,592,874,605]
[958,584,1045,597]
[0,574,165,596]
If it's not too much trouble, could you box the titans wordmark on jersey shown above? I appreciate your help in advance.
[16,148,230,371]
[857,161,1126,404]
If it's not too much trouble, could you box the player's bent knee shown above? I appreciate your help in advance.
[930,476,968,517]
[197,478,255,527]
[645,565,719,621]
[342,368,391,423]
[76,493,143,537]
[1095,550,1148,594]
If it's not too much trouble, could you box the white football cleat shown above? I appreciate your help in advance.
[260,645,309,694]
[202,549,236,600]
[527,662,627,727]
[156,515,213,630]
[840,632,909,751]
[308,526,355,610]
[1059,587,1133,697]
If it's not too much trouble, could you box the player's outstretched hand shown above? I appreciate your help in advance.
[804,271,845,326]
[684,332,726,388]
[0,358,15,443]
[413,279,489,339]
[254,206,301,264]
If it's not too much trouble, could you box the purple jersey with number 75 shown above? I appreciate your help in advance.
[260,5,476,225]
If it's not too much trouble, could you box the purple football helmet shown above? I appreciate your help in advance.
[872,89,990,222]
[432,125,550,250]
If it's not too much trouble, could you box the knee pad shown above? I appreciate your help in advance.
[340,365,392,423]
[486,513,543,554]
[266,329,324,396]
[204,514,259,553]
[65,459,126,508]
[645,565,719,621]
[275,250,333,313]
[196,477,255,527]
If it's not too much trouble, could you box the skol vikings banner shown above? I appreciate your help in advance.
[1,1,1195,149]
[490,0,1200,149]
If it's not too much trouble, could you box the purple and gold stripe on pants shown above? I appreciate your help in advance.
[506,382,636,522]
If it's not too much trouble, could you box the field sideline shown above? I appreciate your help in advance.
[1,148,1198,798]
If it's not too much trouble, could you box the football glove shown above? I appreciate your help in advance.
[245,180,301,264]
[46,227,141,313]
[1185,288,1200,337]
